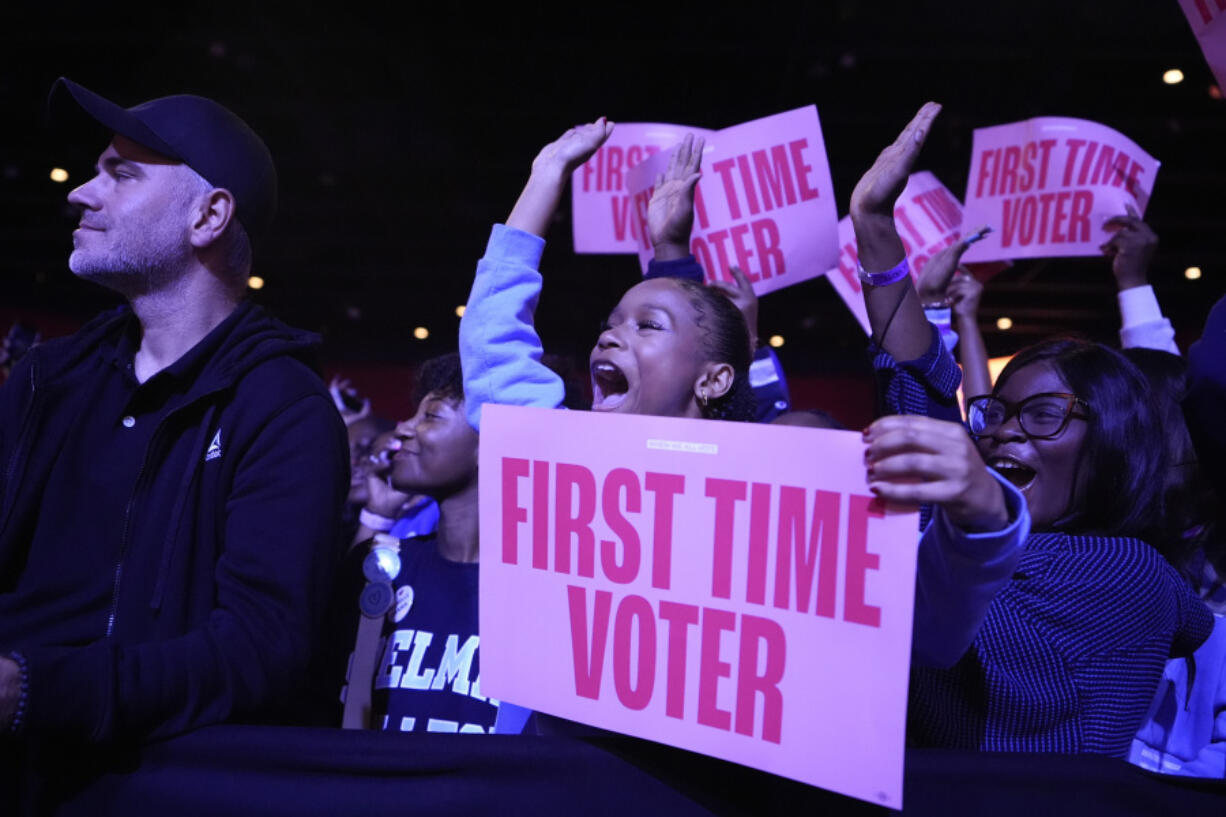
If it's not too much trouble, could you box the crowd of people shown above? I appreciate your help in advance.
[1,78,1224,811]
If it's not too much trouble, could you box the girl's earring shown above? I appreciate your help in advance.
[699,391,709,408]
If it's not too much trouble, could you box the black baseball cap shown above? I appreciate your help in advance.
[49,77,278,241]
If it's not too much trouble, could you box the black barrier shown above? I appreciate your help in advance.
[9,725,1224,816]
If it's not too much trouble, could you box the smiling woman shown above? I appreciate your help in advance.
[979,340,1167,543]
[907,336,1211,756]
[845,103,1213,759]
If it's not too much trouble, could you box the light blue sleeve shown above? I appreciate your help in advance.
[911,469,1030,668]
[1130,615,1226,778]
[459,224,566,432]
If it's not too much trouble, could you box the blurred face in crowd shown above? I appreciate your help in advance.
[66,134,205,290]
[590,278,714,419]
[976,362,1089,530]
[389,391,478,499]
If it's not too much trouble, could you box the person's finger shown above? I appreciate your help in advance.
[687,136,706,174]
[1125,203,1139,219]
[681,171,701,192]
[708,281,744,303]
[865,413,963,442]
[671,136,690,179]
[865,424,961,461]
[895,101,942,152]
[868,479,958,506]
[729,265,753,293]
[869,451,965,484]
[1102,216,1136,232]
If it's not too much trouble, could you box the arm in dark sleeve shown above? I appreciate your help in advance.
[645,255,705,283]
[1186,293,1226,519]
[17,393,348,742]
[870,320,962,423]
[911,470,1029,668]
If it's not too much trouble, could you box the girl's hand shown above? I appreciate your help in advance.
[863,414,1007,532]
[647,133,704,259]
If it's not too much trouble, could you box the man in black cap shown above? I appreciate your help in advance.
[0,79,347,779]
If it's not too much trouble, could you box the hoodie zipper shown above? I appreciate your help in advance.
[106,455,151,638]
[103,393,226,638]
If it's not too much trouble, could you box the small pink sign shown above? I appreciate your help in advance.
[1178,0,1226,91]
[825,172,967,334]
[960,117,1159,263]
[623,106,841,297]
[479,405,920,807]
[571,123,696,254]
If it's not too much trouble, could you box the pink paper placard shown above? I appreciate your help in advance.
[623,106,840,297]
[1179,0,1226,90]
[571,123,705,254]
[960,117,1159,263]
[479,404,920,807]
[825,172,966,335]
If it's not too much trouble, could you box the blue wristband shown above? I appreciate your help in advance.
[857,256,910,287]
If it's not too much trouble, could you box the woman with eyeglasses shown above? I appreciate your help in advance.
[853,104,1213,757]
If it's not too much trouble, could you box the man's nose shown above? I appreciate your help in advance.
[66,174,102,211]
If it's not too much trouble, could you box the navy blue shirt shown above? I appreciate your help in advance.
[371,536,496,733]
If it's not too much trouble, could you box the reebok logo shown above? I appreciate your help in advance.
[205,430,222,462]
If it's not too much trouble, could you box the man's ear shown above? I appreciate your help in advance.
[693,361,735,402]
[189,188,237,250]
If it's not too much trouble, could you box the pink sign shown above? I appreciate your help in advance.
[960,117,1160,263]
[825,172,967,335]
[623,106,840,297]
[1179,0,1226,90]
[571,123,696,254]
[479,405,920,807]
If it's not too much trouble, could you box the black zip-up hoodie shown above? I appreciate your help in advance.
[0,302,348,743]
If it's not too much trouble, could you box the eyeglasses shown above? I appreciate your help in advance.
[966,392,1091,440]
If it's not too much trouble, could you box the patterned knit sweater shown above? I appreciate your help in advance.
[908,532,1212,756]
[873,327,1214,756]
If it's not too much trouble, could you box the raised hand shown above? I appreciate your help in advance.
[916,226,989,305]
[850,102,941,219]
[363,434,413,519]
[863,414,1007,532]
[329,375,371,425]
[647,133,705,259]
[531,118,616,178]
[509,118,615,239]
[850,102,943,361]
[1101,204,1158,291]
[708,266,759,353]
[946,269,983,320]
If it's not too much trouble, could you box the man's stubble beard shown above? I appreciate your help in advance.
[69,224,193,298]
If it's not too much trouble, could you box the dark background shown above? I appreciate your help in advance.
[2,2,1223,416]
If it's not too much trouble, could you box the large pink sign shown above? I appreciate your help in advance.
[825,172,967,334]
[1179,0,1226,90]
[960,117,1159,263]
[571,123,695,254]
[479,405,920,807]
[622,106,840,297]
